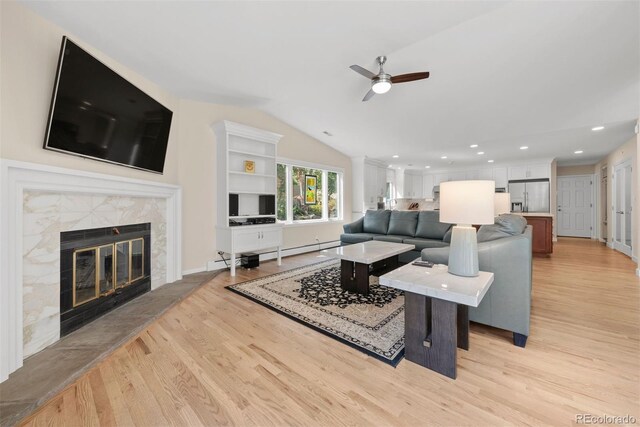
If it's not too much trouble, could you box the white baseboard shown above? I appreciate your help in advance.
[206,240,341,272]
[632,255,638,263]
[607,242,614,249]
[182,267,207,276]
[636,268,640,277]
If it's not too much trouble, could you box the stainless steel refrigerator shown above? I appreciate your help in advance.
[508,179,550,213]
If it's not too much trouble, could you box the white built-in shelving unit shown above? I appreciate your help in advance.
[212,121,283,276]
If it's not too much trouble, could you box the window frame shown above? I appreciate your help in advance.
[276,157,344,225]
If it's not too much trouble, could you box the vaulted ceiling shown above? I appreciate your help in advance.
[23,1,640,168]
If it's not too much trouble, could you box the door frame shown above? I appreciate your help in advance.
[611,158,633,258]
[556,174,596,239]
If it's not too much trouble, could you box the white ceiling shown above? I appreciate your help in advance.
[23,1,640,168]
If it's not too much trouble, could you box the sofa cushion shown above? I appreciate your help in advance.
[477,214,527,242]
[372,235,406,244]
[340,233,378,244]
[387,211,419,236]
[415,211,452,240]
[362,210,391,235]
[403,237,450,251]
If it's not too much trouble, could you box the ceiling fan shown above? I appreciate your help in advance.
[350,56,430,102]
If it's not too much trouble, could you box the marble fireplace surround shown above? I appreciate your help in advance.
[0,160,182,382]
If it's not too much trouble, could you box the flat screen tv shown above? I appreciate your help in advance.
[44,36,173,174]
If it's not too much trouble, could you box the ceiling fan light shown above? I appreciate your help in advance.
[372,80,391,94]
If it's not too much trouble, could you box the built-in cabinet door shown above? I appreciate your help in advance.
[493,167,508,188]
[364,163,377,206]
[448,171,466,181]
[477,169,493,180]
[412,175,423,198]
[465,170,479,180]
[260,227,283,249]
[233,228,262,253]
[377,167,386,197]
[423,174,434,198]
[527,164,549,180]
[509,166,528,180]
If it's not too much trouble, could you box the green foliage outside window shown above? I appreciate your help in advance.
[276,163,340,222]
[276,164,287,221]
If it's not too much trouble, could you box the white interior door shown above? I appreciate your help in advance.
[557,175,593,238]
[613,160,633,256]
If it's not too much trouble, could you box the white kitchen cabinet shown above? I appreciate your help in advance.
[403,173,424,198]
[509,164,550,180]
[364,163,378,207]
[477,168,493,180]
[493,167,508,188]
[527,164,550,179]
[412,174,423,198]
[509,165,528,180]
[423,174,434,198]
[465,169,480,180]
[448,171,466,181]
[377,167,387,197]
[404,172,413,197]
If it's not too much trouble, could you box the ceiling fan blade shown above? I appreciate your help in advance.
[390,72,430,84]
[350,64,376,79]
[362,89,375,102]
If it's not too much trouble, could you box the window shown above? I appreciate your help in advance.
[277,161,343,223]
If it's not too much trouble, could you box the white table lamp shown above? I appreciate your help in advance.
[494,192,511,216]
[440,180,495,277]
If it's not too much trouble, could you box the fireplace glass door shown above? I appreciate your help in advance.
[74,248,98,306]
[72,239,145,308]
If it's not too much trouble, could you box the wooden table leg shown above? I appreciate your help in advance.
[404,291,458,379]
[354,262,370,295]
[340,260,370,295]
[457,305,469,351]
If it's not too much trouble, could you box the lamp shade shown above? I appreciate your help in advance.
[440,180,495,225]
[494,192,511,215]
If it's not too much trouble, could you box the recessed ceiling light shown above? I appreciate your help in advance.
[322,130,333,136]
[388,164,392,168]
[520,146,528,150]
[488,160,494,163]
[591,126,604,131]
[470,144,478,148]
[425,166,431,169]
[441,156,447,159]
[477,151,484,155]
[574,150,583,154]
[397,167,401,169]
[392,154,399,158]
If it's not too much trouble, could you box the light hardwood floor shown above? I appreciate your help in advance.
[19,238,640,426]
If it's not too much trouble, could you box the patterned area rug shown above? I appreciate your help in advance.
[226,259,405,366]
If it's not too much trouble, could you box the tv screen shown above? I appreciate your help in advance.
[44,37,173,174]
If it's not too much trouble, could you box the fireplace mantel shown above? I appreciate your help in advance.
[0,160,182,382]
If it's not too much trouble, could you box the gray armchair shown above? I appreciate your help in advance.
[421,226,532,347]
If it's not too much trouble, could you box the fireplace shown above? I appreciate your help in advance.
[60,223,151,336]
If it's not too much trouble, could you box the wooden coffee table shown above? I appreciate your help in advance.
[322,241,415,295]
